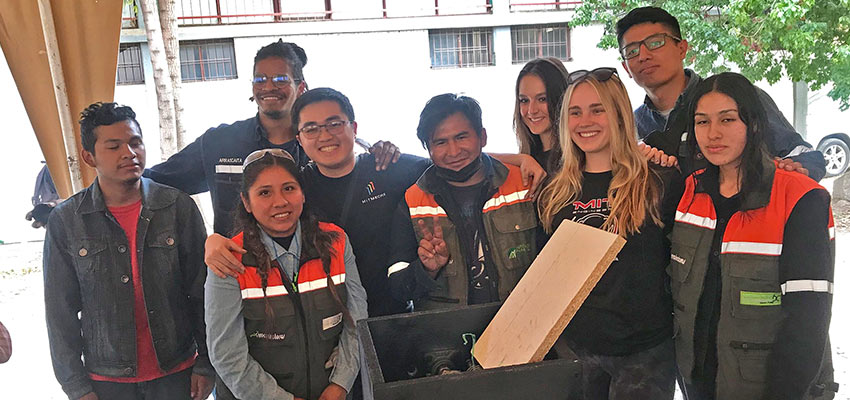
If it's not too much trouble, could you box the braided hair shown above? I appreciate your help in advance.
[234,152,343,328]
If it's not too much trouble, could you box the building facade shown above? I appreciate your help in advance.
[116,0,640,161]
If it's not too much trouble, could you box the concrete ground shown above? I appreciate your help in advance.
[1,204,848,399]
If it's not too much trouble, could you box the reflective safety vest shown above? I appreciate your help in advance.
[217,222,348,400]
[669,167,835,399]
[399,161,538,310]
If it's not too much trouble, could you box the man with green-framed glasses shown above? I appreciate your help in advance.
[615,6,826,180]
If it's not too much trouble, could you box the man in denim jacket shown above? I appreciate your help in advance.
[43,103,213,400]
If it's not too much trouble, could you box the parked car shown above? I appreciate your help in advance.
[816,133,850,178]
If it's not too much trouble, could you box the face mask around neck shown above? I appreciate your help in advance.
[434,155,483,183]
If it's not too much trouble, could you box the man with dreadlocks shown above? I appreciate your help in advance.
[144,40,401,238]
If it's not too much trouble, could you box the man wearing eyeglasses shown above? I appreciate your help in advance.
[143,40,400,238]
[292,88,433,318]
[616,6,826,180]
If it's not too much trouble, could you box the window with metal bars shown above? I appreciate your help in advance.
[429,28,494,69]
[179,39,238,82]
[116,43,144,85]
[511,24,571,64]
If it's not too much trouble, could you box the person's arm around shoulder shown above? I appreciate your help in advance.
[204,266,295,399]
[388,154,431,189]
[325,235,367,399]
[756,89,826,181]
[173,194,215,400]
[144,134,209,194]
[764,188,834,400]
[364,139,401,171]
[488,153,546,200]
[42,208,94,399]
[205,233,247,278]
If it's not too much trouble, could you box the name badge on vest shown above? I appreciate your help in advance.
[249,331,286,341]
[740,291,782,306]
[322,313,343,330]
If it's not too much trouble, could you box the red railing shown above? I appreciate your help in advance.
[509,1,582,10]
[122,0,495,28]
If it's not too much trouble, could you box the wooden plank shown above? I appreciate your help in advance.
[474,219,626,369]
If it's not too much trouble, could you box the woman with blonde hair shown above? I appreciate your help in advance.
[537,68,682,399]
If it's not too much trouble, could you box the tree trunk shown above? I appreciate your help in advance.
[139,0,178,160]
[158,0,186,149]
[793,81,808,140]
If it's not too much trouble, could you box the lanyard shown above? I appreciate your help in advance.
[272,240,298,293]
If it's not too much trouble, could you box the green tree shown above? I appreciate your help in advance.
[571,0,850,110]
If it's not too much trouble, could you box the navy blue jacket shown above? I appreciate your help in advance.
[636,70,826,181]
[144,115,308,236]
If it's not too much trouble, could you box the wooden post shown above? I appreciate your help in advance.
[36,0,84,194]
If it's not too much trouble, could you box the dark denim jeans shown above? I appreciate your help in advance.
[570,338,677,400]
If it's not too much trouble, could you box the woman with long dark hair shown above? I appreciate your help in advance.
[670,72,835,399]
[205,149,367,400]
[537,68,681,399]
[514,57,570,175]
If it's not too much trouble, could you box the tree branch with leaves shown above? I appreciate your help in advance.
[571,0,850,110]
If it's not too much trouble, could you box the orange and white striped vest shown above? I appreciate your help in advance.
[669,166,835,399]
[219,222,347,400]
[397,160,539,310]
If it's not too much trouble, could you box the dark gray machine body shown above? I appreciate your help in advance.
[358,303,582,400]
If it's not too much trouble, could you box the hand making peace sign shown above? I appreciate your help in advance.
[417,216,450,277]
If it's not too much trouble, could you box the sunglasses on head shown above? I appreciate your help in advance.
[567,67,618,85]
[243,148,296,169]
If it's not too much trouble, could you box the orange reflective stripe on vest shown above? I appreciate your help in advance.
[231,222,347,298]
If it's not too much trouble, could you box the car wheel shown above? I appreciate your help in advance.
[818,138,850,178]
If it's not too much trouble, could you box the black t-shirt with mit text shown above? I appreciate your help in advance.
[551,167,682,356]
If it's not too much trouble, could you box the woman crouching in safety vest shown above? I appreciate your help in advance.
[671,72,836,400]
[205,149,368,400]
